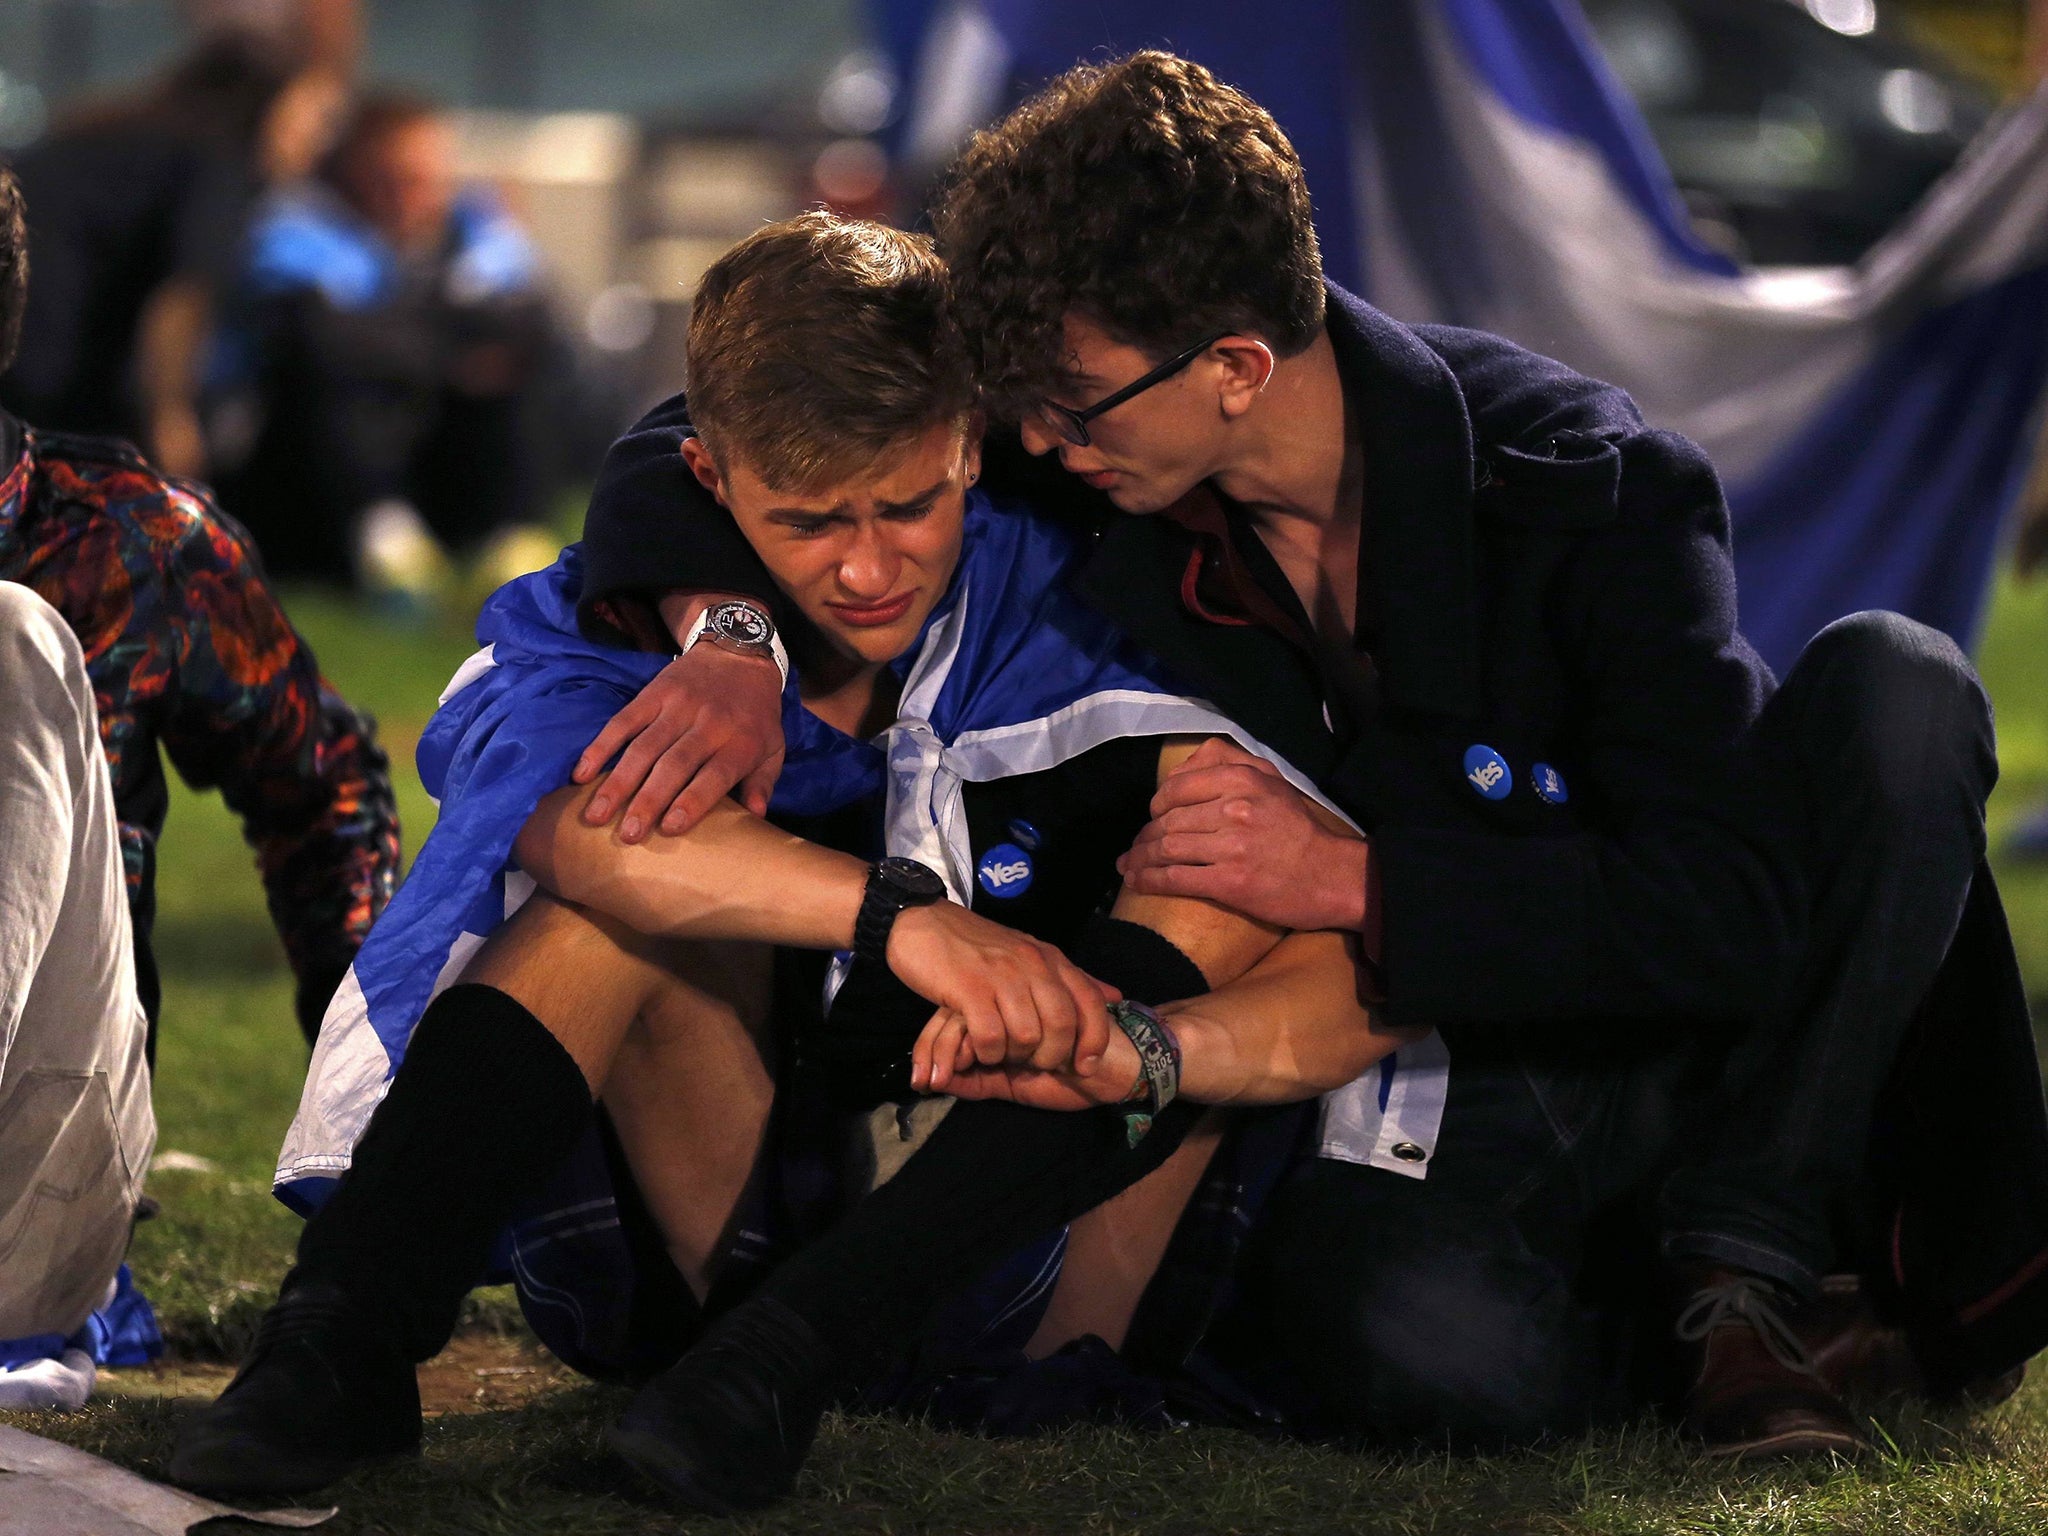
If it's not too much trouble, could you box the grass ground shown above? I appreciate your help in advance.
[11,570,2048,1533]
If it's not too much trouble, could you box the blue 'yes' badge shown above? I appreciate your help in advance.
[1463,744,1512,801]
[1531,763,1569,805]
[977,842,1034,899]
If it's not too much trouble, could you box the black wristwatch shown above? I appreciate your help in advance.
[854,857,947,967]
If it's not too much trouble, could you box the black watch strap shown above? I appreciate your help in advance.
[854,857,946,966]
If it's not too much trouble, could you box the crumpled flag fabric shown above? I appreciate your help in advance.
[0,1425,334,1534]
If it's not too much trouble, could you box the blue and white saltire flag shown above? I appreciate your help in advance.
[276,495,1448,1211]
[882,0,2048,674]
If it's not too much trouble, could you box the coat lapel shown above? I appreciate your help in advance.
[1074,513,1336,780]
[1068,287,1488,779]
[1325,284,1485,723]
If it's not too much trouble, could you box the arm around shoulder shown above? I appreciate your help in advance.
[575,392,781,637]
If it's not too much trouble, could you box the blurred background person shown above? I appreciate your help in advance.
[0,29,344,478]
[184,0,361,78]
[0,157,401,1058]
[207,90,577,597]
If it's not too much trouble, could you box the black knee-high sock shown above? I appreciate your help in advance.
[762,917,1211,1377]
[293,983,594,1360]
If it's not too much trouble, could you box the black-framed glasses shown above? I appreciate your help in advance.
[1036,332,1229,448]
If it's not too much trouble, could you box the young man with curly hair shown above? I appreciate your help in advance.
[561,49,2047,1478]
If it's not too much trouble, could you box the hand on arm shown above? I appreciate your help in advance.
[924,929,1419,1108]
[912,1007,1143,1109]
[919,733,1396,1104]
[572,592,787,841]
[1159,929,1417,1103]
[920,730,1293,1090]
[889,903,1118,1079]
[1116,738,1372,933]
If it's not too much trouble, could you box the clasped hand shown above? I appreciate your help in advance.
[885,901,1132,1101]
[572,644,786,841]
[1116,738,1369,932]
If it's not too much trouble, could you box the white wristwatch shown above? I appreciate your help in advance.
[680,600,790,690]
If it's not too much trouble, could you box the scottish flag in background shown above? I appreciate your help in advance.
[882,0,2048,674]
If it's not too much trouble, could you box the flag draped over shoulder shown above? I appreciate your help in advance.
[276,494,1449,1211]
[883,0,2048,672]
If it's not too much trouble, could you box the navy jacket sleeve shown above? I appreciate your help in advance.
[1376,328,1799,1027]
[575,392,780,638]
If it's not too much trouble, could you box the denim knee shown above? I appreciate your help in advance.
[1261,1165,1599,1450]
[1789,611,1994,813]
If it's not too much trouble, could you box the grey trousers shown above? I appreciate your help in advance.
[0,582,153,1341]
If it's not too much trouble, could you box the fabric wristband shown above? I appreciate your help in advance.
[1108,999,1182,1148]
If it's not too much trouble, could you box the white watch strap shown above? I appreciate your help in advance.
[681,603,790,690]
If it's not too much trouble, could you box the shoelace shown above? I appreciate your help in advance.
[1673,1274,1818,1376]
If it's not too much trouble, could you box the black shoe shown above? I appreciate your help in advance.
[605,1295,833,1515]
[170,1280,421,1496]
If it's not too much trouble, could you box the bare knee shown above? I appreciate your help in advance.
[461,895,674,1087]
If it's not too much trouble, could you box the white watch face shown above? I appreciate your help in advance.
[707,602,774,649]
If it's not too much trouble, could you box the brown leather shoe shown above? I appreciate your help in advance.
[1801,1274,1924,1403]
[1952,1363,2027,1410]
[1798,1274,2025,1409]
[1675,1266,1872,1459]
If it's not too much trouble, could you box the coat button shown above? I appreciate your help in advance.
[1391,1141,1427,1163]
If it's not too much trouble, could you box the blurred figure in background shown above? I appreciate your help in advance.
[210,91,572,596]
[0,162,402,1057]
[0,31,344,478]
[185,0,362,79]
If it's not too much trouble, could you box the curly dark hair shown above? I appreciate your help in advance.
[0,163,24,375]
[931,51,1325,421]
[686,211,977,493]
